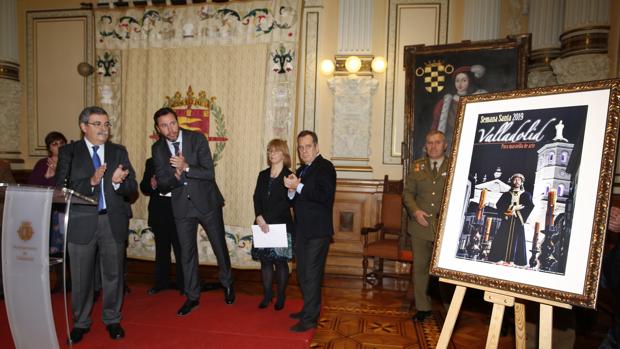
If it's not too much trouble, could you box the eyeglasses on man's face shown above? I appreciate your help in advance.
[50,141,66,147]
[86,121,112,128]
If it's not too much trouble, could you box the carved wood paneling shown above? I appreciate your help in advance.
[327,178,384,276]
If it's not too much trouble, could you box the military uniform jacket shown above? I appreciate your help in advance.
[403,157,449,241]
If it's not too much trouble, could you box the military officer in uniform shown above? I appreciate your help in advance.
[403,130,449,323]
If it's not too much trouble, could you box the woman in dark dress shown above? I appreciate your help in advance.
[252,139,294,310]
[28,131,67,254]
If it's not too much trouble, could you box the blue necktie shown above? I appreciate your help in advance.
[299,165,308,178]
[92,145,105,211]
[172,142,180,156]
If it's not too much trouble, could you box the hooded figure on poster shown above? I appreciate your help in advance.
[454,105,588,274]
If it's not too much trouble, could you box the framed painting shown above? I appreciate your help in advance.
[431,79,620,308]
[403,35,530,171]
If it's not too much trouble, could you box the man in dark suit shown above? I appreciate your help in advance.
[284,130,336,332]
[140,157,184,295]
[151,107,234,316]
[55,106,137,343]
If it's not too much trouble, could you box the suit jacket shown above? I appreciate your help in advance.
[55,139,137,244]
[291,155,336,239]
[151,129,224,218]
[140,157,174,228]
[253,167,294,233]
[403,157,449,241]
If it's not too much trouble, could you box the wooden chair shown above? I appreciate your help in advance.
[361,175,411,286]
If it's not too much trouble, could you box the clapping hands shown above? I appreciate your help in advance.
[284,173,301,192]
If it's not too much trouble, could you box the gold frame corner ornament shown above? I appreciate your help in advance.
[430,79,620,309]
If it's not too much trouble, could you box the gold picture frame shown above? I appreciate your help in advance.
[403,35,530,174]
[431,79,620,308]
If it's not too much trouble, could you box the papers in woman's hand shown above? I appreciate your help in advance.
[251,224,288,248]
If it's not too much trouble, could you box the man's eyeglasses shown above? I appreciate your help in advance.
[50,141,66,146]
[86,121,112,128]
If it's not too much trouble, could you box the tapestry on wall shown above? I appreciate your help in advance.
[94,0,301,268]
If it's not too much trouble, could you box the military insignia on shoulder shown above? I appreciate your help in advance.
[412,159,425,172]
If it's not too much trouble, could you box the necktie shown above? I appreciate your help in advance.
[299,165,309,178]
[172,141,180,156]
[432,161,438,176]
[92,145,105,211]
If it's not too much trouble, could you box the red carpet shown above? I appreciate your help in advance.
[0,287,312,348]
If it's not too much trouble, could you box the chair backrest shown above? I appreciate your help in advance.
[381,175,403,233]
[381,192,402,232]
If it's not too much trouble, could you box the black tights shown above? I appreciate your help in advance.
[260,260,289,303]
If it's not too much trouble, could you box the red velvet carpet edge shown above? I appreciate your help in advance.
[0,286,312,348]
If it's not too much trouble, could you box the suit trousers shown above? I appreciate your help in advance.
[294,234,330,325]
[68,214,125,328]
[175,207,233,301]
[152,216,183,289]
[412,237,433,312]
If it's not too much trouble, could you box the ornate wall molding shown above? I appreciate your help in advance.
[527,70,558,88]
[383,0,448,165]
[550,53,609,84]
[328,76,378,163]
[299,7,320,131]
[26,10,94,156]
[0,60,19,81]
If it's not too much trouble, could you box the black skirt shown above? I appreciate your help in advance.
[251,232,293,262]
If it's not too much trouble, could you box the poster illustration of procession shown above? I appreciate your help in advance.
[455,105,587,275]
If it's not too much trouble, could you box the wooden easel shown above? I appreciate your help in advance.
[436,278,572,349]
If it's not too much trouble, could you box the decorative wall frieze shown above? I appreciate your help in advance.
[527,70,558,88]
[550,53,609,84]
[328,76,378,164]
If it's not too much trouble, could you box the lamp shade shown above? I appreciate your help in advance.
[344,56,361,73]
[371,56,387,73]
[320,59,335,75]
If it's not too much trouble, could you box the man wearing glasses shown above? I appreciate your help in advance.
[56,106,137,344]
[284,130,336,332]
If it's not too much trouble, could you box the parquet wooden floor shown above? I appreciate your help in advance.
[120,260,612,348]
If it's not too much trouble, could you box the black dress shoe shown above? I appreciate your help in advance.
[177,299,200,316]
[67,327,90,344]
[289,321,317,332]
[289,311,303,319]
[224,286,235,305]
[147,286,165,295]
[106,323,125,340]
[274,296,285,311]
[413,310,432,323]
[258,297,271,309]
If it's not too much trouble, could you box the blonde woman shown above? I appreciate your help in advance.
[252,139,294,310]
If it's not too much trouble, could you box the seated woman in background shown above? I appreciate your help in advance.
[28,131,67,186]
[252,139,294,311]
[28,131,67,257]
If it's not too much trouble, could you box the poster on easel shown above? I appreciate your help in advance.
[431,79,620,308]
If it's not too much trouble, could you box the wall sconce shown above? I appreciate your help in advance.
[320,55,387,77]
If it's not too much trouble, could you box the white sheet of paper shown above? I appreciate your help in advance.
[251,224,288,248]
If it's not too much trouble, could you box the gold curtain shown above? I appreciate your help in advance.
[122,45,267,226]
